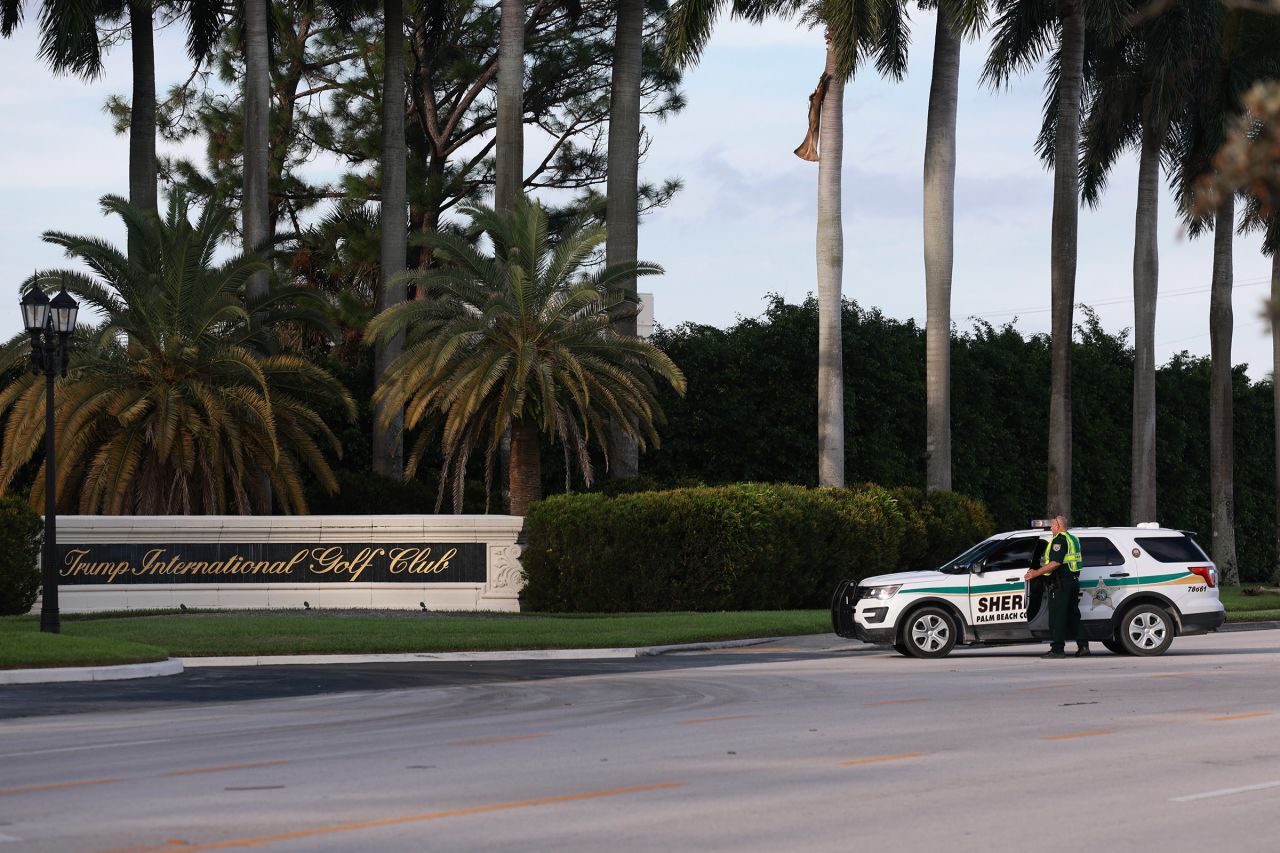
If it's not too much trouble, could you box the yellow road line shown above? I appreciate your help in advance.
[840,752,927,767]
[864,698,929,707]
[1017,684,1073,692]
[1042,730,1113,741]
[163,760,290,777]
[1209,712,1270,721]
[93,783,685,853]
[676,714,755,725]
[0,776,123,797]
[451,733,550,747]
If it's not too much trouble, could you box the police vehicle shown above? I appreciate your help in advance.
[830,523,1225,658]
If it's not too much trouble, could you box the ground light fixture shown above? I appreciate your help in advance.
[21,276,79,633]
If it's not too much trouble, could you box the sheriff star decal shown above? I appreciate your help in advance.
[1090,583,1116,610]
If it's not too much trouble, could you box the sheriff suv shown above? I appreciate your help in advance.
[830,524,1225,658]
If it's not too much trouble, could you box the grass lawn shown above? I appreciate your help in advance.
[3,585,1276,670]
[1,609,832,665]
[1220,585,1280,623]
[0,616,168,669]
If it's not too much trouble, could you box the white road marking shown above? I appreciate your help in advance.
[0,832,23,842]
[1170,780,1280,802]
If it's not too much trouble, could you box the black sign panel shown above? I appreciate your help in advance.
[57,542,486,585]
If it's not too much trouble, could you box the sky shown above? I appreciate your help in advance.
[0,9,1275,377]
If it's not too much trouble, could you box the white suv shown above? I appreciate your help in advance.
[831,525,1225,658]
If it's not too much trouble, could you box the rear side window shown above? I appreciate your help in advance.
[1135,536,1209,563]
[1080,537,1126,567]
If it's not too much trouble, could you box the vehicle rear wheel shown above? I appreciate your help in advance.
[893,640,912,657]
[1118,604,1175,656]
[901,607,958,659]
[1101,639,1130,655]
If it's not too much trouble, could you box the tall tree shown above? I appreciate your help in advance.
[3,0,223,259]
[921,0,989,493]
[495,0,524,211]
[1173,10,1280,584]
[375,0,408,480]
[1078,0,1223,523]
[605,0,647,479]
[984,0,1125,520]
[666,0,908,487]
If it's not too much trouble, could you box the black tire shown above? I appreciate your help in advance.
[900,606,958,659]
[1101,639,1131,655]
[1118,604,1175,656]
[893,640,912,657]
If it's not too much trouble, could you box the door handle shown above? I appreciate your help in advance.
[1004,577,1021,582]
[1109,572,1130,578]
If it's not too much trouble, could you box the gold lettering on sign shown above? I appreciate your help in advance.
[306,546,386,582]
[387,546,457,575]
[61,548,132,583]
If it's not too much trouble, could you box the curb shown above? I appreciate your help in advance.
[1219,620,1280,632]
[181,637,780,667]
[0,658,183,686]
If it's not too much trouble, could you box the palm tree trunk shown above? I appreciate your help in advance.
[508,419,541,516]
[1209,194,1236,585]
[494,0,524,212]
[1046,1,1085,520]
[243,0,271,511]
[605,0,644,480]
[374,0,407,481]
[1130,97,1162,524]
[923,6,959,494]
[816,38,845,488]
[127,0,157,261]
[1271,246,1280,586]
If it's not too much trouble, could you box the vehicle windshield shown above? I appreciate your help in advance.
[937,539,1002,574]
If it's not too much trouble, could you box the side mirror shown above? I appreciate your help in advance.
[969,563,984,575]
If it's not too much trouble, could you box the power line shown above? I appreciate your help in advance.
[962,276,1272,321]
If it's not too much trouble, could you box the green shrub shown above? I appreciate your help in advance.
[521,482,967,612]
[887,487,995,570]
[0,496,43,616]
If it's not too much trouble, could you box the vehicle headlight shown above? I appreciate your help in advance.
[863,584,901,600]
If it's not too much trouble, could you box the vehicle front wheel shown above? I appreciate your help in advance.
[1118,604,1175,656]
[1101,639,1130,655]
[893,640,912,657]
[901,607,958,659]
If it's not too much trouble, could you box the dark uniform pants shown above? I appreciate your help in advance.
[1047,575,1082,653]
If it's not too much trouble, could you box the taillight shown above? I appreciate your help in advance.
[1189,565,1216,588]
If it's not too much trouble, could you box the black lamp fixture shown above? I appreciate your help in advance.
[21,274,79,633]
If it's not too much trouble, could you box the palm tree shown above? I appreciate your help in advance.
[0,195,355,514]
[1172,10,1280,585]
[1,0,224,256]
[495,0,525,212]
[605,0,647,480]
[365,197,686,516]
[1077,0,1223,523]
[922,0,989,493]
[666,0,907,488]
[375,0,408,480]
[983,0,1125,520]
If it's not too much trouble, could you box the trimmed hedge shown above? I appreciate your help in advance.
[521,483,994,612]
[0,496,43,616]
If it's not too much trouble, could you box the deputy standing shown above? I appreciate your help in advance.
[1023,515,1089,658]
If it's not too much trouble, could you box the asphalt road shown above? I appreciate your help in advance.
[1,630,1278,852]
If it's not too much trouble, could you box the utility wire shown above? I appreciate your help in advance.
[962,276,1271,321]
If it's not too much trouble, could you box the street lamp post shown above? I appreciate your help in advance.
[20,280,79,634]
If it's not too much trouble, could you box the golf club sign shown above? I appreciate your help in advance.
[58,542,486,585]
